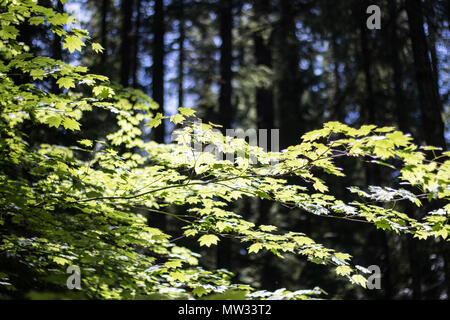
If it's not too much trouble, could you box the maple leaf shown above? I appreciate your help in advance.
[93,86,114,99]
[62,118,81,131]
[248,243,263,254]
[56,77,75,89]
[91,42,104,53]
[198,234,219,247]
[170,113,185,125]
[46,116,62,128]
[178,107,196,117]
[63,35,85,53]
[148,113,164,128]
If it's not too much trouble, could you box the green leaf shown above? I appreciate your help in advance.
[198,234,220,247]
[148,113,164,128]
[48,13,72,26]
[386,131,411,147]
[91,42,104,53]
[375,219,390,231]
[78,139,93,147]
[184,229,198,237]
[248,243,263,254]
[215,221,228,232]
[351,274,367,288]
[170,113,185,125]
[53,257,70,265]
[169,271,188,282]
[336,266,352,276]
[256,191,271,200]
[56,77,75,90]
[29,16,45,26]
[62,118,81,131]
[435,229,448,240]
[30,69,45,80]
[334,252,351,261]
[63,35,85,53]
[93,86,115,99]
[178,107,196,117]
[46,116,62,128]
[313,179,328,193]
[0,25,19,40]
[193,286,209,297]
[259,225,277,232]
[165,260,183,269]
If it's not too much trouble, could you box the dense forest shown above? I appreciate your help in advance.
[0,0,449,300]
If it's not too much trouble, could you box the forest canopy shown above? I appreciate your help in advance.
[0,0,449,300]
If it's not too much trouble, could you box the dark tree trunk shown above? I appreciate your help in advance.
[387,1,425,300]
[447,0,450,26]
[407,234,423,299]
[51,1,64,93]
[388,0,409,134]
[177,0,185,108]
[429,35,439,97]
[153,0,166,143]
[425,2,440,101]
[358,0,393,299]
[253,0,277,290]
[254,1,274,131]
[216,0,233,270]
[218,0,233,130]
[276,0,301,149]
[441,240,450,298]
[52,1,63,61]
[358,0,376,124]
[100,0,109,68]
[378,230,393,299]
[330,32,347,123]
[422,3,450,296]
[147,0,167,233]
[120,0,134,87]
[132,0,142,88]
[254,37,274,131]
[405,0,446,150]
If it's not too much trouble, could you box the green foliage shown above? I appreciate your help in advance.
[0,0,449,300]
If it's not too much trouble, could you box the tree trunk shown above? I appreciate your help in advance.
[253,0,277,290]
[51,1,64,93]
[152,0,166,143]
[177,0,185,108]
[447,0,450,25]
[358,0,376,124]
[425,1,440,101]
[405,0,446,150]
[441,240,450,298]
[132,0,142,88]
[330,32,347,123]
[52,1,63,61]
[254,1,274,131]
[100,0,109,69]
[276,0,302,149]
[358,0,394,299]
[407,234,422,299]
[216,0,233,270]
[388,0,409,134]
[218,0,233,130]
[120,0,134,87]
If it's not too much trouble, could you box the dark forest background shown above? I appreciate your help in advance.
[20,0,449,299]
